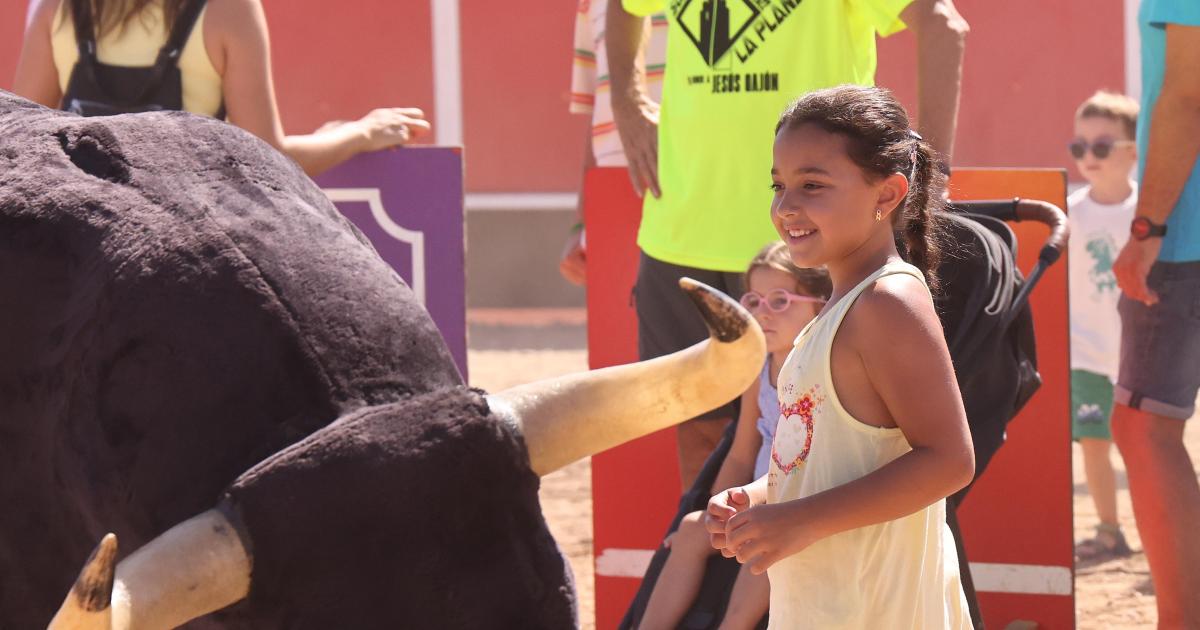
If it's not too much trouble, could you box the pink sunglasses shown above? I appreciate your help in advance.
[740,289,826,313]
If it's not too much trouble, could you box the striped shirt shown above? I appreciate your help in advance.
[571,0,667,167]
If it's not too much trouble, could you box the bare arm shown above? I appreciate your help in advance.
[710,376,765,495]
[723,276,975,573]
[216,0,428,177]
[1135,25,1200,225]
[12,0,64,108]
[605,0,660,197]
[1114,24,1200,304]
[280,108,429,177]
[902,0,968,159]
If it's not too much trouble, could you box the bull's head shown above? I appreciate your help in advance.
[48,279,764,629]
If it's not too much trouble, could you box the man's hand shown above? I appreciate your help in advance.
[1114,236,1163,306]
[612,96,661,198]
[606,0,661,198]
[559,229,586,286]
[352,108,432,152]
[722,501,820,575]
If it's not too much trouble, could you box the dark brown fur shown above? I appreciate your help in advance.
[0,90,572,629]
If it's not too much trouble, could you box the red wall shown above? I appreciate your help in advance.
[460,1,591,192]
[268,0,590,192]
[1,3,25,86]
[3,1,1124,191]
[877,0,1125,171]
[262,0,436,137]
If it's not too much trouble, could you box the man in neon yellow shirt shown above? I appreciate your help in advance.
[607,0,968,486]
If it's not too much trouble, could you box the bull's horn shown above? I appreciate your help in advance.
[49,509,252,630]
[49,533,117,629]
[490,278,765,476]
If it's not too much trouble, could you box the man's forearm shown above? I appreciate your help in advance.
[605,0,649,107]
[1137,90,1200,224]
[908,0,968,159]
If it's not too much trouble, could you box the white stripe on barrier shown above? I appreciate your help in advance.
[465,192,577,212]
[594,548,1073,596]
[595,548,657,579]
[969,562,1073,596]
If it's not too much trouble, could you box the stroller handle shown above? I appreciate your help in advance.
[947,198,1070,327]
[949,198,1070,266]
[1014,198,1070,265]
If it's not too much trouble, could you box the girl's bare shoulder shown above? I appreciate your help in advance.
[201,0,265,38]
[841,272,944,355]
[199,0,269,73]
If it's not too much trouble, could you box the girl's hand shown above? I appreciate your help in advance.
[354,108,432,152]
[704,486,753,553]
[723,502,821,575]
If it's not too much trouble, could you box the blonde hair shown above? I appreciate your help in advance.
[746,241,832,300]
[1076,90,1139,140]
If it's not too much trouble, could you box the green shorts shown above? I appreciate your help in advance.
[1072,369,1114,441]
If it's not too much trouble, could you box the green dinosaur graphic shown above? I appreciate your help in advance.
[1086,236,1118,293]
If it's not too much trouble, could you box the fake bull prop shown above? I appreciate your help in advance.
[0,91,765,629]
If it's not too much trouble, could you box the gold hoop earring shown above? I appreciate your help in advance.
[875,208,883,222]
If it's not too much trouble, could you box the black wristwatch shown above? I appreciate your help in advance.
[1130,216,1168,241]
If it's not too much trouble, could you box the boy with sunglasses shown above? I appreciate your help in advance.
[1066,90,1140,561]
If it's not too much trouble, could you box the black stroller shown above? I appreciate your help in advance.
[619,199,1070,630]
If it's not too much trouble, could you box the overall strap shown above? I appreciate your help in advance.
[134,0,208,103]
[70,0,98,62]
[155,0,208,68]
[67,0,108,109]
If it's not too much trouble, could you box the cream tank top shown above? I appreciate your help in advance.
[50,0,224,117]
[767,260,970,629]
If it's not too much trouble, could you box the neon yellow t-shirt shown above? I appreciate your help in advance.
[624,0,912,271]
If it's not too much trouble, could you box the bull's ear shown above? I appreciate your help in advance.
[48,510,252,630]
[49,534,117,630]
[490,278,765,476]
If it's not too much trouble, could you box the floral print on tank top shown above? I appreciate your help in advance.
[771,383,825,474]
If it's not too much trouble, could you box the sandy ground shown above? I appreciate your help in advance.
[466,309,1200,630]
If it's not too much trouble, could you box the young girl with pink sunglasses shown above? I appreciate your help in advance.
[638,241,830,630]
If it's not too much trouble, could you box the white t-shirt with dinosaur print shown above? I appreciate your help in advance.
[1067,183,1138,380]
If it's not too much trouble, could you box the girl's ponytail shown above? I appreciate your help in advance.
[897,135,946,294]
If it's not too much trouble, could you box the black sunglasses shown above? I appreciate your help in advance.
[1068,138,1134,160]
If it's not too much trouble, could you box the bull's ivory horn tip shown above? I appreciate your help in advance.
[678,277,749,343]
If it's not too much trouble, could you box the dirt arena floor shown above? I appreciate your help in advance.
[466,309,1199,630]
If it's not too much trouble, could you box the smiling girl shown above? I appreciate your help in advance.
[706,85,975,628]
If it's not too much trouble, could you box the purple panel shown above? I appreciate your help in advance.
[315,147,467,377]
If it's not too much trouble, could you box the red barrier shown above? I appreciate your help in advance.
[586,167,1074,629]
